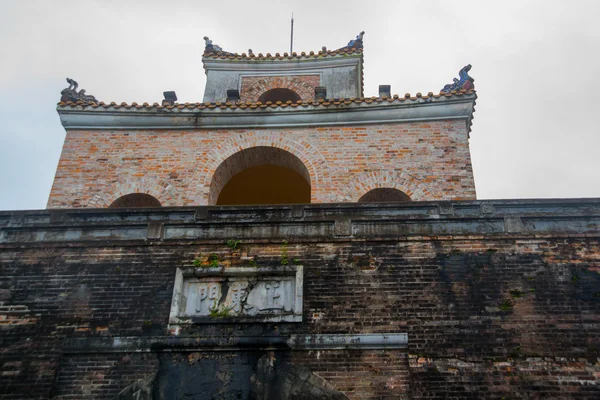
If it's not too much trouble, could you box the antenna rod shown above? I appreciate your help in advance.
[290,13,294,54]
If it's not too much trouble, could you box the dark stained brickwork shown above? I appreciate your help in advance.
[52,354,158,400]
[1,200,599,399]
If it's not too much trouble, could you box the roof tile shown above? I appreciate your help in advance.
[57,89,475,114]
[203,47,363,61]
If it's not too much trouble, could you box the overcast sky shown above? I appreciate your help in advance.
[1,0,599,210]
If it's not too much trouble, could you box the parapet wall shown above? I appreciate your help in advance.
[1,199,599,399]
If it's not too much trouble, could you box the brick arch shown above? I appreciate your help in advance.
[241,75,319,103]
[89,177,181,208]
[199,133,329,205]
[342,170,437,202]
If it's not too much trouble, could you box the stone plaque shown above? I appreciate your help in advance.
[169,266,303,327]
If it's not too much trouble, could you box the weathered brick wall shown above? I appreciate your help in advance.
[240,75,321,102]
[52,354,158,399]
[47,120,475,208]
[1,202,599,399]
[287,350,410,398]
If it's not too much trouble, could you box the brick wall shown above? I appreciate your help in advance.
[47,120,475,208]
[1,202,599,398]
[52,354,158,399]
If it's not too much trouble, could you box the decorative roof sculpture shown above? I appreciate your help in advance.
[203,36,223,52]
[440,64,475,94]
[344,31,365,50]
[203,36,234,56]
[60,78,98,104]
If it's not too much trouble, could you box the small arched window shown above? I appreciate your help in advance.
[109,193,162,208]
[258,88,301,104]
[358,188,411,203]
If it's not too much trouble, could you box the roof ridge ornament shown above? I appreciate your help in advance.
[441,65,475,94]
[203,36,223,52]
[331,31,364,53]
[203,36,234,56]
[347,31,365,48]
[60,78,98,104]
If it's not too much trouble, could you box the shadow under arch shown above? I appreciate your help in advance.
[358,188,411,203]
[258,88,301,104]
[209,146,311,206]
[109,193,162,208]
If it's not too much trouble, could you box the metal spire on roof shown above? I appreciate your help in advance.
[290,13,294,54]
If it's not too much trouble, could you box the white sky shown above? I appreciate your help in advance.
[1,0,599,210]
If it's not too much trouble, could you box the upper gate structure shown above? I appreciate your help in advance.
[49,33,477,208]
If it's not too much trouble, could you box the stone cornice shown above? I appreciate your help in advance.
[56,93,476,130]
[63,333,407,354]
[202,55,362,72]
[2,199,600,245]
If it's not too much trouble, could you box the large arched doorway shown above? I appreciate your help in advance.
[210,147,311,206]
[109,193,162,208]
[358,188,411,203]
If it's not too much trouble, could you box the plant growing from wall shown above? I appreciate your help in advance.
[208,253,220,268]
[499,299,513,311]
[226,239,241,251]
[209,302,231,318]
[280,240,289,265]
[193,253,220,268]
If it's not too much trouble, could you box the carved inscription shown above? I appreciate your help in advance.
[194,282,220,314]
[183,277,297,318]
[263,281,282,310]
[170,266,303,325]
[227,281,250,313]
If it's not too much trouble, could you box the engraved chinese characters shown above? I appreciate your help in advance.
[183,278,296,317]
[245,280,295,314]
[195,282,220,314]
[264,282,282,310]
[170,266,303,324]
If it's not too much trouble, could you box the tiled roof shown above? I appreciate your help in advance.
[202,32,364,61]
[202,47,363,61]
[57,89,476,132]
[56,89,476,133]
[57,89,475,110]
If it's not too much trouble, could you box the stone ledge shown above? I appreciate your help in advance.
[62,333,408,354]
[1,199,600,244]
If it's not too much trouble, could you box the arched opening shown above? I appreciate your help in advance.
[358,188,411,203]
[109,193,162,208]
[258,88,301,104]
[210,147,311,206]
[218,165,310,205]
